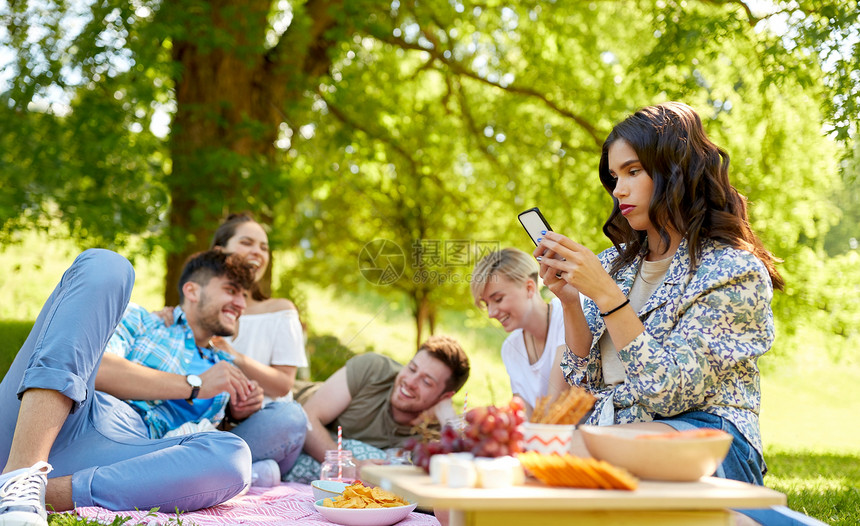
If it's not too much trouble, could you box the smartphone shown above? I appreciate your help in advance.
[518,207,552,246]
[519,208,564,275]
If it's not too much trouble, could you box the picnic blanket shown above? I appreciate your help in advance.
[74,482,441,526]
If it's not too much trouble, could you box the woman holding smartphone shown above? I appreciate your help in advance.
[536,102,783,487]
[470,248,567,411]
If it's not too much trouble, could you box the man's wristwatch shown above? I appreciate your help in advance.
[186,374,202,404]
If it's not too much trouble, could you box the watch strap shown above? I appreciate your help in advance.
[187,385,200,402]
[186,375,202,404]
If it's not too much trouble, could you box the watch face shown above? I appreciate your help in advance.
[187,375,202,387]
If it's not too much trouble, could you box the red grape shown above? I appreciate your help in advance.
[404,399,526,472]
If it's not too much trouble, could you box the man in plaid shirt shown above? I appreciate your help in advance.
[1,249,305,526]
[97,250,307,480]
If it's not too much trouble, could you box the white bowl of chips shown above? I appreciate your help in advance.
[314,481,417,526]
[311,479,350,501]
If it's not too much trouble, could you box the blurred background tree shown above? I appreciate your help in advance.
[0,0,857,346]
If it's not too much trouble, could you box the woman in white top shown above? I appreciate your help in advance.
[209,213,309,404]
[471,248,566,411]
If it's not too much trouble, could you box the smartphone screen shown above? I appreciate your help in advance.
[518,208,553,246]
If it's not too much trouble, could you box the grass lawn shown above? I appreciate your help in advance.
[1,238,857,525]
[765,449,860,526]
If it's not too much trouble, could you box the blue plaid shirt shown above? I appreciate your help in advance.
[105,304,233,438]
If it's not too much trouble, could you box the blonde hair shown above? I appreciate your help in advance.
[470,248,539,307]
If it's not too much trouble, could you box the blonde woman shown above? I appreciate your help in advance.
[471,248,567,410]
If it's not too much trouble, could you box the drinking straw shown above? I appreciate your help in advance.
[337,425,343,480]
[462,392,468,414]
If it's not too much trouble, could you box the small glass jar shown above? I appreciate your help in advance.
[385,448,412,465]
[320,450,357,483]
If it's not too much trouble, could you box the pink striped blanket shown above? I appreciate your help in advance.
[74,482,441,525]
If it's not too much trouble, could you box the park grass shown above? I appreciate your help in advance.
[765,449,860,526]
[7,307,858,525]
[47,510,191,525]
[2,238,858,525]
[0,231,166,321]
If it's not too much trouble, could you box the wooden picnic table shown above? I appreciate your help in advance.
[361,465,786,526]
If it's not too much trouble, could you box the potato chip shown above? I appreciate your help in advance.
[371,486,406,504]
[321,481,411,508]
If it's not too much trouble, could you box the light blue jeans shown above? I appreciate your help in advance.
[657,410,764,484]
[229,399,308,475]
[0,249,252,511]
[659,411,824,525]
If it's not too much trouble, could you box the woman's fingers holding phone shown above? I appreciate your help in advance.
[535,245,563,280]
[532,241,552,261]
[536,232,579,262]
[539,234,588,279]
[540,233,617,299]
[539,256,581,304]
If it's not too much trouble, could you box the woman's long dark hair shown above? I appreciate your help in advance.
[211,212,271,301]
[598,102,784,290]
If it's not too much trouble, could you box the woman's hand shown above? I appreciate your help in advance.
[199,361,253,401]
[535,232,619,308]
[229,380,264,420]
[533,234,582,305]
[152,306,176,326]
[211,336,241,361]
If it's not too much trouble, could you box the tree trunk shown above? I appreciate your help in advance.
[413,290,437,349]
[161,0,341,303]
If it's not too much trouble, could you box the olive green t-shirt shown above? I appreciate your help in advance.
[329,353,417,449]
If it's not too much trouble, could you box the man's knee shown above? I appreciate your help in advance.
[267,401,309,439]
[75,249,135,291]
[188,431,253,485]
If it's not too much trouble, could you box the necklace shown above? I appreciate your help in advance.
[526,302,551,365]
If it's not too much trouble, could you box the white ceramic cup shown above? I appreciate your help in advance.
[521,422,576,456]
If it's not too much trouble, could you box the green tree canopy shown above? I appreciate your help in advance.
[1,0,856,344]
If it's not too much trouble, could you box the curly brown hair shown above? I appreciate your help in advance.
[598,102,784,290]
[418,335,470,393]
[178,250,256,303]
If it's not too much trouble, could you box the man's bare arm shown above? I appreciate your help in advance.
[302,367,354,462]
[96,353,253,401]
[211,336,297,398]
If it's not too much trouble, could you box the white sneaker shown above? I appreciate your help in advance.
[250,459,280,487]
[0,461,52,526]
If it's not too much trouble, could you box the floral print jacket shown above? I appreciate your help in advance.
[560,237,774,455]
